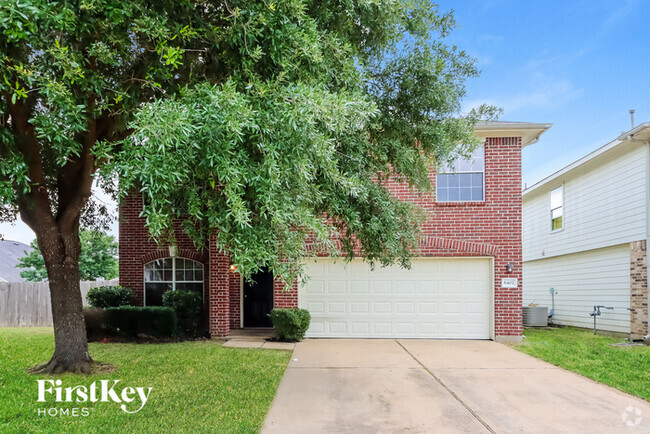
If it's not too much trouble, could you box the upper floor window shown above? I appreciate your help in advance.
[144,258,204,306]
[550,186,563,231]
[437,146,484,202]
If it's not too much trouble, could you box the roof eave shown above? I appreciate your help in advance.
[474,122,553,147]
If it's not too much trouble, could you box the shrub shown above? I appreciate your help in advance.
[86,286,133,308]
[162,290,203,335]
[83,307,107,340]
[269,308,311,342]
[104,306,178,338]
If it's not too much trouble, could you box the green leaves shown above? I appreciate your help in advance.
[17,230,118,281]
[1,0,498,288]
[115,80,378,284]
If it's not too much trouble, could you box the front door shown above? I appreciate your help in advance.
[243,268,274,327]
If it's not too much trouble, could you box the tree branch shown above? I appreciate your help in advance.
[5,94,55,230]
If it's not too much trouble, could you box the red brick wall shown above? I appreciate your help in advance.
[274,279,299,310]
[118,194,208,305]
[118,136,523,338]
[208,237,230,336]
[229,272,241,329]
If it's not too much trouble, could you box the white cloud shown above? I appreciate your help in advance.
[603,0,640,31]
[502,79,582,113]
[463,76,583,116]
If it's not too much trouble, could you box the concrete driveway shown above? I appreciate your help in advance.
[262,339,650,433]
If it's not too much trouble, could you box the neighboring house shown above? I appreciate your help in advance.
[523,123,650,340]
[120,121,551,341]
[0,240,32,282]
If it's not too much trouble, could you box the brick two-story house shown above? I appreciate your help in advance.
[119,121,550,342]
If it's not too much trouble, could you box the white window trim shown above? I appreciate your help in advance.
[550,185,564,233]
[143,257,204,306]
[436,147,486,203]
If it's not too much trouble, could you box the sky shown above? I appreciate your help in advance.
[1,0,648,245]
[438,0,650,185]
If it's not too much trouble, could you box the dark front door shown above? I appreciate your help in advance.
[243,268,274,327]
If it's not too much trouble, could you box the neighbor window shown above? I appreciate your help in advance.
[437,146,484,202]
[550,186,563,231]
[144,258,204,306]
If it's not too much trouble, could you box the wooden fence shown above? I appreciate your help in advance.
[0,279,118,327]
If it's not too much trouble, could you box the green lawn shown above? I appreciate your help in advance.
[0,328,291,433]
[515,327,650,401]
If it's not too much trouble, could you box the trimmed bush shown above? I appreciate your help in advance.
[86,286,133,308]
[269,308,311,342]
[104,306,178,338]
[162,290,203,336]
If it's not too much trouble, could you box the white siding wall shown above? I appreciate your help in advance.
[523,142,647,262]
[523,245,630,333]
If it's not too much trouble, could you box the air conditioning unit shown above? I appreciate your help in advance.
[523,306,548,327]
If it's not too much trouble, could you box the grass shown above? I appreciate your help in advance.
[515,327,650,401]
[0,328,291,433]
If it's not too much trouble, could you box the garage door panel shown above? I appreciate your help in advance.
[301,258,491,339]
[307,302,324,313]
[395,281,416,295]
[443,322,461,334]
[327,281,347,294]
[373,281,391,294]
[328,302,346,313]
[419,302,438,314]
[351,322,369,334]
[419,281,438,294]
[309,321,324,333]
[420,323,438,334]
[443,302,462,313]
[466,280,487,294]
[373,302,391,313]
[466,302,485,314]
[441,280,462,295]
[350,302,370,313]
[327,322,346,334]
[350,281,369,294]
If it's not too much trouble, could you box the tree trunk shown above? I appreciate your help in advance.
[30,227,94,374]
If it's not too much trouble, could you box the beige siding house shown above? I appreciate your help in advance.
[523,123,650,339]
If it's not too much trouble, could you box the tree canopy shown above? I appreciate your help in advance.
[108,1,498,284]
[0,0,495,372]
[17,230,118,281]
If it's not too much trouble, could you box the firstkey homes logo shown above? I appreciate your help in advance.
[36,379,153,416]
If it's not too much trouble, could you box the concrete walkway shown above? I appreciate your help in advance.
[262,339,650,433]
[222,337,295,350]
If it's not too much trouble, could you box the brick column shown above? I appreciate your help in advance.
[209,237,230,337]
[630,240,648,340]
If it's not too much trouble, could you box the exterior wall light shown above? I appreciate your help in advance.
[505,263,513,273]
[230,265,238,272]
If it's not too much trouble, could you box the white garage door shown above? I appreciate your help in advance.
[300,258,492,339]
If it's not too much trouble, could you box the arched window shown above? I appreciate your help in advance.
[144,258,204,306]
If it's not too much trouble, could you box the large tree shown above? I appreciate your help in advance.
[0,0,495,373]
[17,230,118,281]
